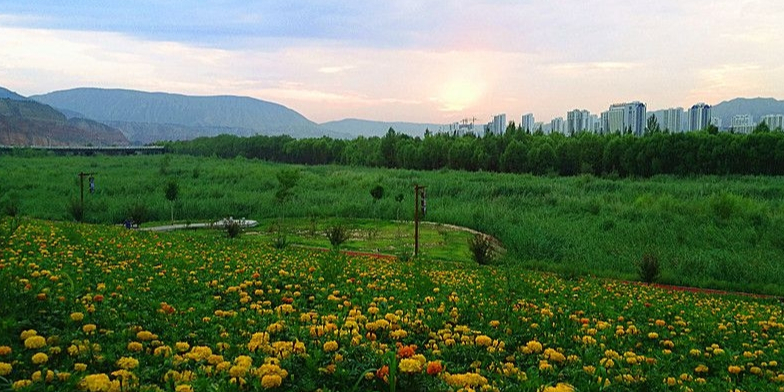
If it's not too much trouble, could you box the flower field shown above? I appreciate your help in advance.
[1,219,783,391]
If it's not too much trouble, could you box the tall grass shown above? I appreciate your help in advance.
[2,154,784,295]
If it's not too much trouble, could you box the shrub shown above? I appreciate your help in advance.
[225,220,242,239]
[325,225,350,250]
[272,232,288,249]
[126,203,149,227]
[68,198,84,222]
[638,252,660,283]
[469,234,495,265]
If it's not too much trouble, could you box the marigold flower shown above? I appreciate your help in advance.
[71,312,85,322]
[20,329,37,340]
[32,370,55,383]
[426,361,443,375]
[12,380,32,390]
[728,365,743,374]
[175,342,190,352]
[323,341,339,352]
[81,373,112,392]
[0,346,11,356]
[475,335,493,347]
[116,356,139,370]
[175,385,194,392]
[399,358,423,373]
[24,335,46,350]
[0,362,12,376]
[31,352,48,365]
[127,342,143,352]
[261,374,282,388]
[74,363,88,372]
[82,324,97,334]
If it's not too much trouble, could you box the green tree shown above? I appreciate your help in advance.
[164,180,178,224]
[645,114,661,134]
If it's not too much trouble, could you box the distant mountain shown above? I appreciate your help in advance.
[0,87,28,101]
[712,97,784,127]
[0,98,129,146]
[32,88,350,143]
[320,118,446,137]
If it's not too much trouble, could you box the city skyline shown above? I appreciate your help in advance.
[1,1,784,124]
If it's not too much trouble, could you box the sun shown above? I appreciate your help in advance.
[437,66,486,113]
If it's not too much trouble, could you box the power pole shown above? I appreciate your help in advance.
[414,184,426,257]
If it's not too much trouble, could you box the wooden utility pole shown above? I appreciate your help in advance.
[78,172,96,214]
[414,184,426,257]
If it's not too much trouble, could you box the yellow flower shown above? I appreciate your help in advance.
[20,330,37,340]
[175,385,194,392]
[695,364,709,373]
[175,342,190,352]
[475,335,493,347]
[323,341,339,352]
[540,383,575,392]
[261,374,283,388]
[0,346,11,356]
[24,336,46,350]
[74,363,88,372]
[32,370,54,382]
[116,356,139,369]
[399,358,424,373]
[81,373,112,392]
[71,312,85,322]
[12,380,32,390]
[31,352,48,365]
[127,342,143,352]
[728,365,743,374]
[82,324,97,334]
[0,362,12,376]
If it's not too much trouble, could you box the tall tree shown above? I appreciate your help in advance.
[164,180,178,224]
[645,114,661,134]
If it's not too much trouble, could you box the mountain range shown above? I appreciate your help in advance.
[0,93,128,146]
[710,98,784,128]
[2,84,784,146]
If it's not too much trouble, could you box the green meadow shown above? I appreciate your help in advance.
[2,153,784,295]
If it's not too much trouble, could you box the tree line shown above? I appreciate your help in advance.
[165,122,784,177]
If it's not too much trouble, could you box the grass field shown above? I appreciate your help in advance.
[1,218,783,391]
[2,154,784,295]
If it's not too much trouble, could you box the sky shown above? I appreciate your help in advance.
[1,0,783,124]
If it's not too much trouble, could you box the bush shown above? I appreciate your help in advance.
[469,234,495,265]
[225,220,242,239]
[325,225,350,250]
[638,252,660,283]
[126,203,149,227]
[68,198,84,222]
[272,232,288,249]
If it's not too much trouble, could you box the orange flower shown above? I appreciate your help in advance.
[397,345,416,358]
[426,361,443,375]
[376,365,389,382]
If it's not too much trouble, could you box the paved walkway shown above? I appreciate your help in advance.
[140,219,258,232]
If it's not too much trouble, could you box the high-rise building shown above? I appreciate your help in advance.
[520,113,535,132]
[688,103,711,131]
[657,107,684,133]
[550,117,564,134]
[566,109,592,135]
[761,114,784,131]
[604,102,646,135]
[711,117,722,129]
[731,114,754,134]
[490,114,507,135]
